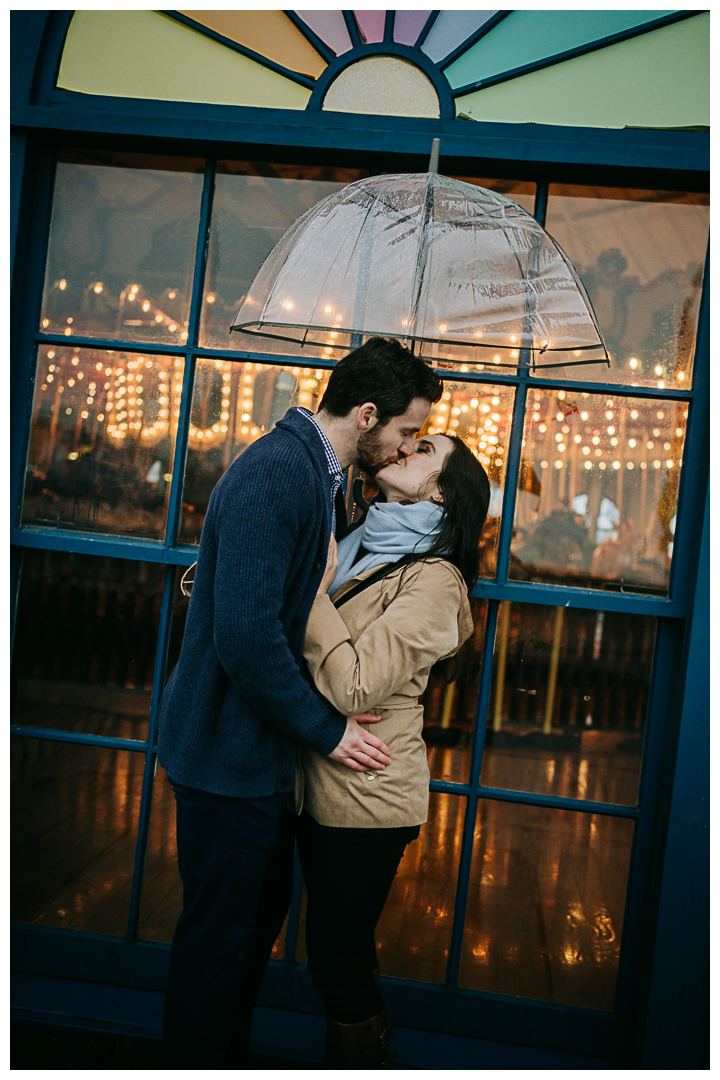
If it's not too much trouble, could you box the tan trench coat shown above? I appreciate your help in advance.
[297,557,474,828]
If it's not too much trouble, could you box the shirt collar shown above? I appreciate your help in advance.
[297,407,342,480]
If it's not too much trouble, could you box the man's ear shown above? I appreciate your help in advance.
[356,402,378,430]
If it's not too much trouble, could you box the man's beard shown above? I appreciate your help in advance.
[357,424,394,475]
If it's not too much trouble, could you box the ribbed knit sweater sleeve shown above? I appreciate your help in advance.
[211,444,346,757]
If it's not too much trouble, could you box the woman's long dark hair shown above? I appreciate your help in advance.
[422,436,491,589]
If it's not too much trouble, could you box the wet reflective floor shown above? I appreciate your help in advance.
[12,732,633,1011]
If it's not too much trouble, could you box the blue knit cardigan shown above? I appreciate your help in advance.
[157,408,347,797]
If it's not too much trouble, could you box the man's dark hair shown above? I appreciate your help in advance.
[319,337,443,424]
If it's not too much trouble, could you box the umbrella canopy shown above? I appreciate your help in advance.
[231,173,608,371]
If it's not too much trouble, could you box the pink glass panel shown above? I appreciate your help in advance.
[354,10,385,43]
[394,10,431,46]
[294,10,352,55]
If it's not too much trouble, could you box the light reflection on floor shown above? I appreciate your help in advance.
[13,734,632,1010]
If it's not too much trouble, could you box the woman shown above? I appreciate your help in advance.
[296,432,490,1068]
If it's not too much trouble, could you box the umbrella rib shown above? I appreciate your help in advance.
[406,175,435,345]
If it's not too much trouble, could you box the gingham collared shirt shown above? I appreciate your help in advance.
[297,407,343,534]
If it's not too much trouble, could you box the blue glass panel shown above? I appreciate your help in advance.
[421,10,500,63]
[445,10,675,89]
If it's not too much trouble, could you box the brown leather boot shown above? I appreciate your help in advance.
[324,1006,395,1069]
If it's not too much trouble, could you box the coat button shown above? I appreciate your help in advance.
[312,559,323,573]
[366,773,376,781]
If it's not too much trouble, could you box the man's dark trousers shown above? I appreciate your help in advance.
[162,784,296,1068]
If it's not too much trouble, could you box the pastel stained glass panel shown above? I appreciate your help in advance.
[40,150,204,345]
[354,10,385,44]
[445,10,674,89]
[510,390,689,595]
[200,162,364,350]
[454,14,709,129]
[294,10,352,56]
[22,346,184,540]
[543,186,709,389]
[177,10,327,78]
[58,10,313,110]
[393,10,431,46]
[459,801,634,1010]
[421,10,499,63]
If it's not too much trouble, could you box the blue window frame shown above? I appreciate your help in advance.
[10,29,709,1064]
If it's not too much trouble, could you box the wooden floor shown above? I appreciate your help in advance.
[13,722,635,1011]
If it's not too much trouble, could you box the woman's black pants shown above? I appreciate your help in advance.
[296,809,420,1024]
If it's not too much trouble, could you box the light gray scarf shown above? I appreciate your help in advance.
[328,500,444,598]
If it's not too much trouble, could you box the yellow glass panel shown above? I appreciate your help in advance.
[324,56,440,118]
[455,14,709,129]
[57,11,311,111]
[178,10,326,79]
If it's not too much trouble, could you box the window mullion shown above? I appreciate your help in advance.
[444,597,500,991]
[666,239,709,604]
[165,159,217,548]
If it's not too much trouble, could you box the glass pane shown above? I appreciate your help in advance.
[22,346,184,539]
[481,603,656,807]
[512,389,688,594]
[12,550,165,741]
[40,150,204,345]
[375,792,462,983]
[296,792,463,984]
[11,736,145,935]
[459,801,634,1010]
[422,597,489,784]
[449,177,535,215]
[543,186,709,388]
[425,380,515,578]
[200,162,367,351]
[179,359,332,544]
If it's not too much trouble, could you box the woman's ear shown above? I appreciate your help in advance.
[430,492,444,505]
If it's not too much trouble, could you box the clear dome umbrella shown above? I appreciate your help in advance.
[230,164,608,373]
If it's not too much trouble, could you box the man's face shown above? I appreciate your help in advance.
[356,397,432,475]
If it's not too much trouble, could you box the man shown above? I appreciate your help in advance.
[158,337,443,1067]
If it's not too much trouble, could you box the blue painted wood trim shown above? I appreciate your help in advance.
[437,11,511,72]
[474,580,682,617]
[125,567,176,942]
[414,11,440,51]
[445,599,499,989]
[9,925,633,1059]
[11,11,50,107]
[161,11,316,90]
[305,41,455,119]
[10,725,148,752]
[449,11,706,98]
[12,99,710,175]
[342,10,363,50]
[533,179,549,227]
[9,526,685,615]
[30,330,699,404]
[29,11,73,107]
[383,10,395,45]
[164,159,215,548]
[666,239,709,604]
[638,488,709,1067]
[283,10,336,64]
[10,131,27,299]
[493,382,526,583]
[10,149,56,533]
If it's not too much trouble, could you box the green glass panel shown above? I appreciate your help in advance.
[446,10,675,89]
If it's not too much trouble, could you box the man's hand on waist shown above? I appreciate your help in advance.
[328,714,390,772]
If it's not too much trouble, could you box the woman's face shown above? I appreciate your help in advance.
[375,434,454,503]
